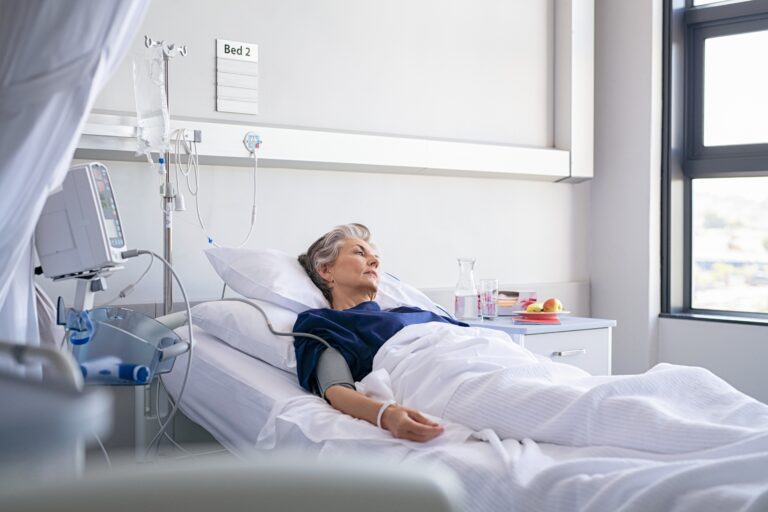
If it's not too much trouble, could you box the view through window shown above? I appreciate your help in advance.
[692,177,768,313]
[703,30,768,146]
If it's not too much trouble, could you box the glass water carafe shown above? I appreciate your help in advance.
[454,257,479,319]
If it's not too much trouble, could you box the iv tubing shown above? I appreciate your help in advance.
[171,128,258,248]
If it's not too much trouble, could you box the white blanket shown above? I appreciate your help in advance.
[374,323,768,453]
[256,322,768,511]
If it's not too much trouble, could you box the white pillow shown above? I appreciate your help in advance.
[206,248,327,312]
[375,273,448,316]
[191,299,297,373]
[205,247,447,316]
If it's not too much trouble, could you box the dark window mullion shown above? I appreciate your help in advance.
[686,24,707,162]
[685,156,768,177]
[662,0,673,314]
[686,0,768,25]
[683,177,693,311]
[684,15,768,178]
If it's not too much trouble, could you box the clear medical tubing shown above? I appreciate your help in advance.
[147,296,331,456]
[454,258,479,319]
[120,249,194,458]
[171,128,258,248]
[148,296,331,456]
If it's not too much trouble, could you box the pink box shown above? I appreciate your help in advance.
[497,290,537,316]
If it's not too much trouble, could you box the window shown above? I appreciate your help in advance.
[663,0,768,321]
[702,30,768,147]
[691,177,768,314]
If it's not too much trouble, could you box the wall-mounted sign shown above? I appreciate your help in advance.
[216,39,258,63]
[216,39,259,115]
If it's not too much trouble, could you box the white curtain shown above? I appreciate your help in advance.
[0,0,149,358]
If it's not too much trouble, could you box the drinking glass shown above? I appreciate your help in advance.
[479,278,499,320]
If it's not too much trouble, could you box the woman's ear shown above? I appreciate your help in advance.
[318,263,334,284]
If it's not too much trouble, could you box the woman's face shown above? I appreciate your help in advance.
[320,238,380,295]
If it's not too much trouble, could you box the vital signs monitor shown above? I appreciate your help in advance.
[35,162,126,279]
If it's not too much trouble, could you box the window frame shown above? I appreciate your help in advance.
[662,0,768,323]
[686,16,768,177]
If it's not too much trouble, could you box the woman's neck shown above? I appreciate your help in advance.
[332,289,377,310]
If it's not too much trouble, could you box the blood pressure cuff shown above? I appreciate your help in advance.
[315,347,355,400]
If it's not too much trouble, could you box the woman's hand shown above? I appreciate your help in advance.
[323,385,444,442]
[380,404,444,443]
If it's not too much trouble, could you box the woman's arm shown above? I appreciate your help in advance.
[324,385,444,443]
[315,347,443,442]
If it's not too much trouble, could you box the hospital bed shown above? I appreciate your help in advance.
[163,326,302,453]
[161,326,543,511]
[29,164,768,510]
[149,245,768,511]
[162,322,768,512]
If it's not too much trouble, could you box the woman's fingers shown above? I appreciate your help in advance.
[407,408,440,427]
[405,427,442,442]
[382,405,443,442]
[404,417,443,442]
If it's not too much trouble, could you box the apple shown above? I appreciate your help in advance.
[542,298,563,312]
[526,302,544,312]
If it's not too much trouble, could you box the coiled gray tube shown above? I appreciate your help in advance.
[219,298,333,350]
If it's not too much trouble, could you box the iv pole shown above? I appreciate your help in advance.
[144,36,187,316]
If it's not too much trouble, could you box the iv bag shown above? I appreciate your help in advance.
[132,44,170,160]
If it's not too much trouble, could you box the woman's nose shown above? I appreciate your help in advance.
[368,258,379,268]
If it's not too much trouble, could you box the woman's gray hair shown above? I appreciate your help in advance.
[298,223,375,306]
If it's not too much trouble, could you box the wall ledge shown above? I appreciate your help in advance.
[77,1,593,182]
[660,312,768,328]
[77,112,571,181]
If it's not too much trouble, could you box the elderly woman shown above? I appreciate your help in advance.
[295,223,768,450]
[295,223,459,442]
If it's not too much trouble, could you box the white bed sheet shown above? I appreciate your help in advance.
[164,325,768,512]
[162,326,305,454]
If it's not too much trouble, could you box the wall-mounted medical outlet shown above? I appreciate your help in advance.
[180,129,203,144]
[243,132,262,154]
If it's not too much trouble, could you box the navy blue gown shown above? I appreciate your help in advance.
[293,301,467,393]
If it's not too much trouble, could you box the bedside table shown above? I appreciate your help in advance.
[466,316,616,375]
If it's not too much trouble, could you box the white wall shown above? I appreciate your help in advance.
[659,318,768,403]
[39,161,590,309]
[593,0,767,403]
[37,0,592,312]
[592,0,662,375]
[96,0,553,146]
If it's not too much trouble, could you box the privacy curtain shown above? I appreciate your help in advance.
[0,0,149,357]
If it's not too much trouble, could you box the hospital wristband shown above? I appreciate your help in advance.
[376,400,397,430]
